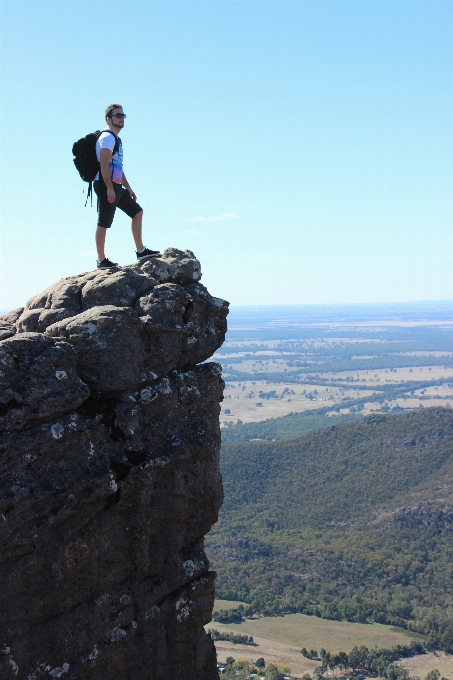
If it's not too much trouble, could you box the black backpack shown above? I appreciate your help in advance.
[72,129,119,205]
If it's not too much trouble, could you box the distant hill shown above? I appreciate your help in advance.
[219,408,453,526]
[207,407,453,652]
[221,409,360,443]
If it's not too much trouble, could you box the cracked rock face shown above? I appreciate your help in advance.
[0,249,227,680]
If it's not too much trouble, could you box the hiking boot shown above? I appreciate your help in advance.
[136,247,161,261]
[97,257,119,269]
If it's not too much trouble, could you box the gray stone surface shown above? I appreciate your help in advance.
[0,308,23,325]
[12,249,228,393]
[0,333,89,433]
[0,249,227,680]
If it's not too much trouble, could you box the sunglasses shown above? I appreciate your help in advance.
[112,113,127,119]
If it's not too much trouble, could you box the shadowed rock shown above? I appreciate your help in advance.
[0,249,227,680]
[0,333,89,433]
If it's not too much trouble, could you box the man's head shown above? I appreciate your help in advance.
[105,104,125,131]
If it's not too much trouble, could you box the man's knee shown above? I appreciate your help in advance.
[133,209,143,219]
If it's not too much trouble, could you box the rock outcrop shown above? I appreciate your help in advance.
[0,249,228,680]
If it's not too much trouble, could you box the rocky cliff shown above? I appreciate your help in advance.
[0,249,228,680]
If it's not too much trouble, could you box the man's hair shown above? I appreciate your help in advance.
[105,103,123,120]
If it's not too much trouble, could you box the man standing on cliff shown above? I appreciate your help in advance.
[94,103,160,269]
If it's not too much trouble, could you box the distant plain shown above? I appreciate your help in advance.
[214,302,453,426]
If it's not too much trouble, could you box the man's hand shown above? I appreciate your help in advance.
[121,172,136,201]
[107,187,116,204]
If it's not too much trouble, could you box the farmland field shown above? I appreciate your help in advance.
[213,599,245,612]
[215,302,453,427]
[212,633,319,677]
[208,605,447,678]
[210,607,423,651]
[399,651,453,679]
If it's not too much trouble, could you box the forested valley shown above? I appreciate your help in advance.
[207,407,453,654]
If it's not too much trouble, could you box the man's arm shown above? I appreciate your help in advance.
[121,172,136,201]
[100,148,116,204]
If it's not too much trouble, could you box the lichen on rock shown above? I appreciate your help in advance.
[0,249,228,680]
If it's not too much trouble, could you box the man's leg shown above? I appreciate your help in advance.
[117,191,160,259]
[95,226,107,262]
[94,179,118,266]
[131,210,144,252]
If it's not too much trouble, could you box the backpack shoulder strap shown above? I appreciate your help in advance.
[100,129,119,156]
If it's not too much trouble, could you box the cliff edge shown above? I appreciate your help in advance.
[0,249,228,680]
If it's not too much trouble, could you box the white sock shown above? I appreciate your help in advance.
[139,246,146,253]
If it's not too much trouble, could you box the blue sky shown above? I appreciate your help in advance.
[1,1,453,310]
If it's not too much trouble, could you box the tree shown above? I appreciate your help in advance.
[275,664,291,677]
[226,657,235,666]
[386,665,398,680]
[321,651,331,672]
[302,647,318,659]
[330,653,341,673]
[441,625,453,654]
[425,671,440,680]
[337,651,349,673]
[265,664,281,680]
[256,658,266,669]
[386,664,412,680]
[349,645,369,671]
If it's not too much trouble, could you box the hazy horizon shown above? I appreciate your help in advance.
[3,297,453,320]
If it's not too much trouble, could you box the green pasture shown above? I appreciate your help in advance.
[211,608,424,653]
[214,599,247,612]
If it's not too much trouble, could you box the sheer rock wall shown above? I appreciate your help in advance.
[0,249,228,680]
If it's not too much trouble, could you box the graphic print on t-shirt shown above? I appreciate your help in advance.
[95,131,123,183]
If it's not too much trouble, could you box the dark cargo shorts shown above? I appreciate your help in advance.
[94,180,142,228]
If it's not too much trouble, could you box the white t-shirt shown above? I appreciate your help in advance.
[95,131,123,183]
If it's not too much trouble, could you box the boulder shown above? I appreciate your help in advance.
[12,249,227,394]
